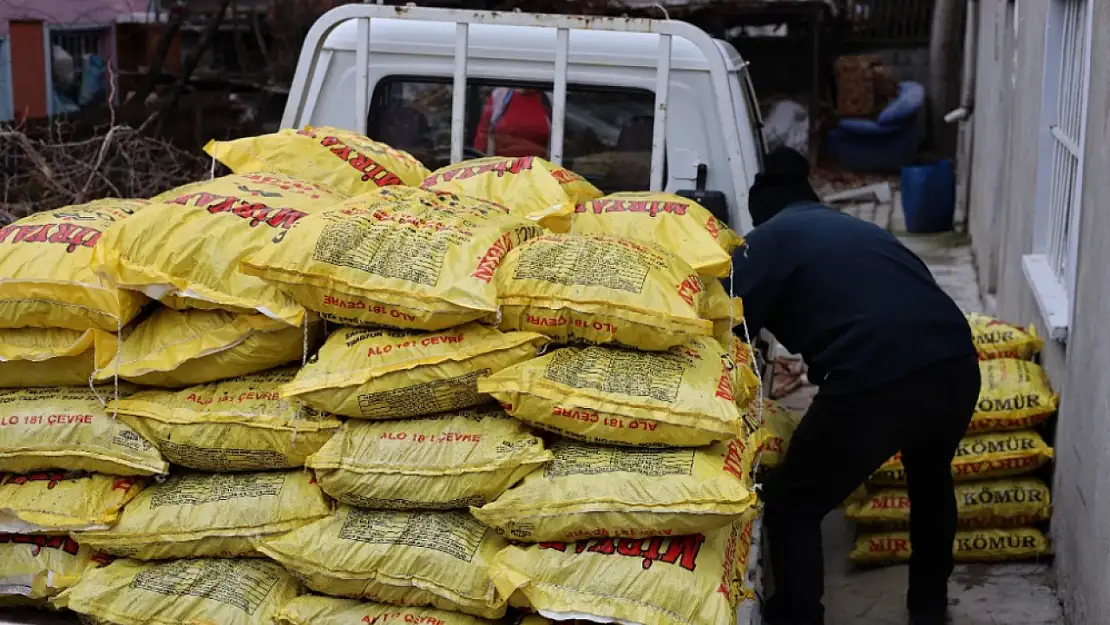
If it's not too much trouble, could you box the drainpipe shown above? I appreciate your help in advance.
[945,0,979,124]
[928,0,963,155]
[945,0,979,233]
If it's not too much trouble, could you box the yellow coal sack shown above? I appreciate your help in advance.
[114,368,341,471]
[971,359,1058,433]
[845,478,1052,528]
[282,324,546,419]
[0,534,101,603]
[54,558,302,625]
[704,279,746,347]
[472,437,756,542]
[494,234,714,351]
[258,507,507,618]
[91,173,341,325]
[0,199,150,331]
[0,387,167,476]
[967,313,1042,361]
[751,399,802,468]
[77,470,330,560]
[276,594,501,625]
[573,192,743,278]
[421,156,601,231]
[93,307,315,388]
[0,327,117,388]
[205,126,431,195]
[240,187,544,330]
[726,339,762,411]
[479,338,744,447]
[871,430,1054,486]
[0,472,144,533]
[490,517,756,625]
[848,528,1051,565]
[308,406,550,509]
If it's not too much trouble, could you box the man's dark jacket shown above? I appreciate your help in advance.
[730,149,975,395]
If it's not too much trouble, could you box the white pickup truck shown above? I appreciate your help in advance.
[281,4,767,234]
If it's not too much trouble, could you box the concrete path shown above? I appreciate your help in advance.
[771,195,1065,624]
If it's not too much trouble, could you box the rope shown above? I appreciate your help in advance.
[88,315,123,418]
[290,314,311,447]
[732,241,766,484]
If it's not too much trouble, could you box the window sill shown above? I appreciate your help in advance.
[1021,254,1070,342]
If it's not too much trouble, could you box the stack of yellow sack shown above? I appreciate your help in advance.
[44,129,435,625]
[0,199,171,607]
[847,314,1056,565]
[422,159,763,625]
[42,130,768,625]
[48,173,344,566]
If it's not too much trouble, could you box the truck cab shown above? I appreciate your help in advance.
[281,5,767,233]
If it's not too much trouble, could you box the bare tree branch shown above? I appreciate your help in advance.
[154,0,234,135]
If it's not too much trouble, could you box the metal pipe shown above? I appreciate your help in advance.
[650,34,672,191]
[450,22,468,164]
[354,17,369,134]
[550,27,569,165]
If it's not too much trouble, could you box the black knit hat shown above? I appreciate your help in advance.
[748,147,821,226]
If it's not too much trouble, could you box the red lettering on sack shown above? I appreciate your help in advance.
[549,167,586,185]
[3,470,77,489]
[715,358,735,401]
[0,533,81,556]
[314,134,404,187]
[705,217,723,239]
[0,223,103,253]
[112,477,139,492]
[577,198,689,217]
[538,534,706,571]
[676,275,704,307]
[420,156,534,188]
[166,190,309,242]
[722,438,750,481]
[869,536,910,554]
[869,494,911,510]
[472,232,516,283]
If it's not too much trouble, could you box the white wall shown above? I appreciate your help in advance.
[967,1,1110,621]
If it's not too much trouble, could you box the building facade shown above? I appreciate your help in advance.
[1,0,167,120]
[963,0,1109,621]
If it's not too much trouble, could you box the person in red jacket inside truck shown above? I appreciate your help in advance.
[473,87,551,158]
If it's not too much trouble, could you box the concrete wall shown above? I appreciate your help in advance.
[0,0,147,36]
[966,1,1110,621]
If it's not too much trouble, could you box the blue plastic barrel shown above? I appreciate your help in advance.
[900,159,956,233]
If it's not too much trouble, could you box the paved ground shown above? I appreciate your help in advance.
[766,195,1065,625]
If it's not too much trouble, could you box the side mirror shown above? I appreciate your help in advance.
[675,163,729,225]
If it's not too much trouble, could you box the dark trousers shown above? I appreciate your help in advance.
[761,355,980,625]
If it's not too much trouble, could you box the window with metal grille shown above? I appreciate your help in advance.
[1022,0,1093,341]
[46,25,117,114]
[51,27,111,60]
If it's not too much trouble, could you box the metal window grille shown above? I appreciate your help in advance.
[50,26,113,60]
[1042,0,1091,286]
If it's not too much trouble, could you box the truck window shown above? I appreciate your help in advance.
[366,77,660,193]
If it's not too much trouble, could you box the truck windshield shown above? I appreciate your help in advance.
[366,77,662,193]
